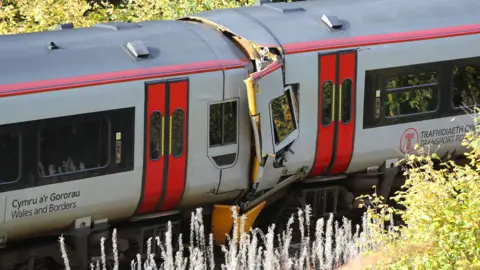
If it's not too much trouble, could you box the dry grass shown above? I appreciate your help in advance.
[58,206,401,270]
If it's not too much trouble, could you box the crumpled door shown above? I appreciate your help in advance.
[245,59,300,192]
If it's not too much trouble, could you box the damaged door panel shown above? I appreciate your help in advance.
[181,16,302,192]
[247,61,284,156]
[245,59,300,192]
[180,16,303,242]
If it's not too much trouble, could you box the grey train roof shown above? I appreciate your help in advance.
[1,0,480,86]
[0,20,247,86]
[192,0,480,47]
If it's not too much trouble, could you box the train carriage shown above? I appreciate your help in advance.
[1,0,480,268]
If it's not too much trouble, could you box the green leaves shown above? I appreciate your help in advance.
[0,0,255,34]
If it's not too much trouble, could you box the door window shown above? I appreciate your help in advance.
[150,111,162,160]
[271,93,296,144]
[208,100,238,167]
[322,81,333,126]
[341,79,352,124]
[171,109,184,158]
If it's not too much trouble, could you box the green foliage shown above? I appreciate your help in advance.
[359,111,480,269]
[271,93,296,143]
[0,0,255,35]
[384,71,438,117]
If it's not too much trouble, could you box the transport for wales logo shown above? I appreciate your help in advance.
[400,128,419,154]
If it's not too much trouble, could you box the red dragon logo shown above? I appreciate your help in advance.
[400,128,419,154]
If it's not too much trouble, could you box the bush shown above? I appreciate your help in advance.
[358,111,480,268]
[0,0,255,34]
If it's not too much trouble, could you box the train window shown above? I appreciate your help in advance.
[210,103,222,146]
[271,92,296,144]
[452,66,480,108]
[341,79,352,124]
[209,101,238,147]
[322,81,333,126]
[0,131,20,183]
[171,109,184,158]
[386,71,437,89]
[38,120,110,177]
[150,111,162,160]
[223,101,237,144]
[384,71,438,117]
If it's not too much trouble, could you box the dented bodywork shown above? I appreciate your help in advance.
[182,15,301,190]
[180,15,303,244]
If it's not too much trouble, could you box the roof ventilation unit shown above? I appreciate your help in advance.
[321,14,343,30]
[47,41,59,50]
[125,40,150,58]
[55,23,74,30]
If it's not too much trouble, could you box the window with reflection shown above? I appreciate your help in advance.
[341,79,352,124]
[209,101,237,147]
[271,92,296,144]
[171,109,184,158]
[384,71,438,117]
[322,81,333,126]
[453,65,480,108]
[39,119,109,177]
[0,131,20,183]
[150,111,162,160]
[209,104,222,146]
[223,101,237,144]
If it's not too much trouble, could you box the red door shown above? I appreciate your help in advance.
[310,50,356,177]
[136,79,189,215]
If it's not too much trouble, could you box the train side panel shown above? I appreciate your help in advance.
[349,33,480,173]
[0,80,144,239]
[0,68,250,240]
[178,68,250,209]
[283,32,480,178]
[283,52,320,175]
[212,67,251,195]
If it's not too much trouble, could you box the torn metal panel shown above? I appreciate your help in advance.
[179,15,301,197]
[180,15,281,61]
[246,60,301,193]
[181,15,288,163]
[183,8,280,48]
[245,60,285,157]
[254,155,284,192]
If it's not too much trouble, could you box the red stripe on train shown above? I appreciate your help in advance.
[137,83,166,214]
[159,80,189,211]
[0,59,248,97]
[310,54,337,176]
[284,24,480,54]
[329,52,356,175]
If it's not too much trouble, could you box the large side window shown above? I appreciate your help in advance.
[150,111,162,160]
[271,92,296,144]
[452,65,480,108]
[38,119,110,177]
[0,131,20,183]
[209,101,238,147]
[384,71,438,117]
[364,57,480,129]
[171,109,184,158]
